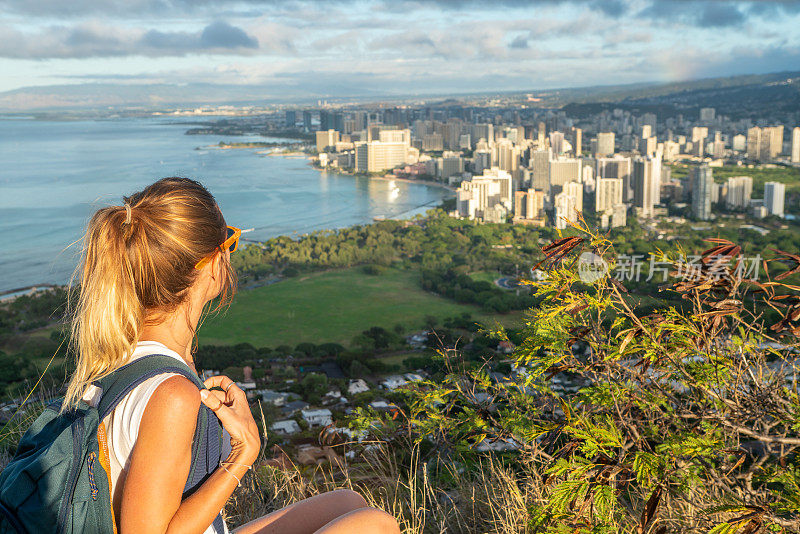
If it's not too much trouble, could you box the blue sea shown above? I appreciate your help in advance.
[0,117,451,293]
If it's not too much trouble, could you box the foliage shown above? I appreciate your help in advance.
[353,216,800,532]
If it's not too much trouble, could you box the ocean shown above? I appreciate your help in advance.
[0,117,452,293]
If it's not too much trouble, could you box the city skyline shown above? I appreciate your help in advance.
[2,0,800,99]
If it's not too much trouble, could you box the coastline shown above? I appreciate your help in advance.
[368,173,457,193]
[197,141,456,193]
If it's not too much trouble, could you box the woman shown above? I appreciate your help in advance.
[64,177,401,534]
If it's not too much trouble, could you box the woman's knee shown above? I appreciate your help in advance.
[329,488,368,511]
[319,507,401,534]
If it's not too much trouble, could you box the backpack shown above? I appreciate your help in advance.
[0,354,231,534]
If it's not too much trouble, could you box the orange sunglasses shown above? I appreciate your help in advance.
[194,225,242,270]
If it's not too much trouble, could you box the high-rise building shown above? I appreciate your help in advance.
[422,133,444,151]
[596,132,615,156]
[472,124,494,144]
[513,189,546,225]
[473,150,491,174]
[634,155,662,206]
[633,157,661,218]
[597,156,633,202]
[725,176,752,209]
[496,139,520,176]
[549,131,565,154]
[596,178,623,214]
[563,180,583,214]
[700,107,716,122]
[531,148,551,194]
[549,157,582,191]
[379,129,411,145]
[748,126,784,161]
[569,127,582,156]
[639,136,657,156]
[600,203,627,229]
[481,167,513,207]
[355,141,409,173]
[692,126,708,143]
[691,165,714,220]
[792,127,800,163]
[732,134,747,152]
[763,126,784,160]
[554,190,578,230]
[285,110,297,128]
[315,129,340,152]
[440,152,464,180]
[747,127,762,160]
[303,110,313,132]
[456,168,513,221]
[764,182,786,217]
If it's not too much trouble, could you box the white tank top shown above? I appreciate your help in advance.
[82,341,227,534]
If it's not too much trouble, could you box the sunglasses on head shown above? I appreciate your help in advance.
[194,225,242,270]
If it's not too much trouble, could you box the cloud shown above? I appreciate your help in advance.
[697,3,746,27]
[199,21,258,48]
[0,20,262,59]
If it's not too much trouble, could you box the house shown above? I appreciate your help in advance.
[270,419,301,435]
[281,400,309,417]
[381,375,407,390]
[236,381,257,390]
[348,379,370,395]
[301,408,333,427]
[257,390,290,406]
[369,399,395,411]
[406,331,429,347]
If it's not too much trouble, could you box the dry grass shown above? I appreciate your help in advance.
[225,438,549,534]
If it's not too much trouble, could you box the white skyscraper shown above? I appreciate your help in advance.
[792,127,800,163]
[725,176,753,209]
[597,156,633,202]
[632,156,661,217]
[455,168,514,222]
[554,191,578,229]
[596,178,623,214]
[764,182,786,218]
[563,180,583,213]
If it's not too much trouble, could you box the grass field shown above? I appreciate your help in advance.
[198,267,521,348]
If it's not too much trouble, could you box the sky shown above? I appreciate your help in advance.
[1,0,799,97]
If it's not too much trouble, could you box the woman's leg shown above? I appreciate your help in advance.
[233,489,389,534]
[314,507,401,534]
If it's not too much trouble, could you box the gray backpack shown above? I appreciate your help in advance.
[0,354,230,533]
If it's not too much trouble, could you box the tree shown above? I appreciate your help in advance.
[363,220,800,532]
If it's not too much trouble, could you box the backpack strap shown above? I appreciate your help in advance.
[95,354,204,420]
[93,355,213,494]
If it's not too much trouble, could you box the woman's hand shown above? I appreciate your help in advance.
[200,375,261,466]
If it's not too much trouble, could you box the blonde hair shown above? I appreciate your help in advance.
[63,177,236,409]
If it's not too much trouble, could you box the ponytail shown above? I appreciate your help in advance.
[63,178,236,409]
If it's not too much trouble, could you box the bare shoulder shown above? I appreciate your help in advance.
[143,375,201,429]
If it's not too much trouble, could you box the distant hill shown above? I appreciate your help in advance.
[1,70,798,113]
[556,71,800,120]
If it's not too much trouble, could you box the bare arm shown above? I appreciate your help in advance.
[119,375,260,534]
